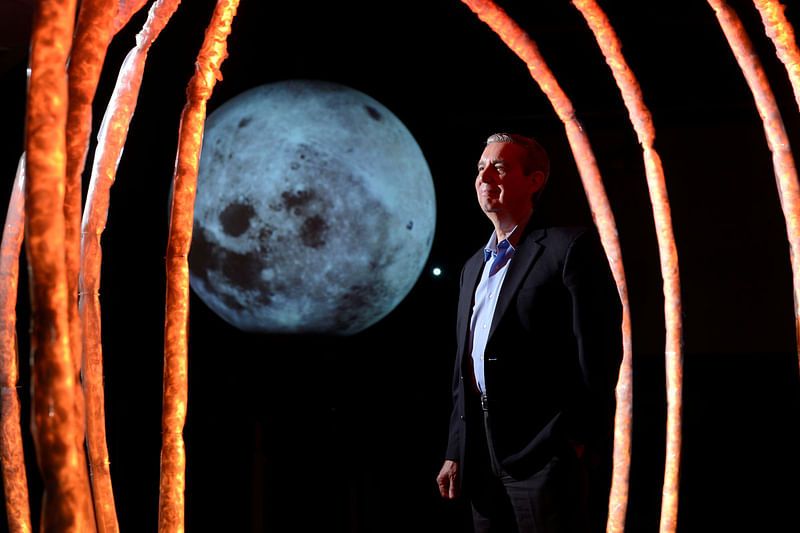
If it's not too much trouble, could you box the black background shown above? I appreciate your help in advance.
[2,0,800,531]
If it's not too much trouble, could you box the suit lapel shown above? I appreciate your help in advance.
[488,226,546,340]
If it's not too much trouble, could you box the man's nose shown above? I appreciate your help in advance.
[478,168,495,183]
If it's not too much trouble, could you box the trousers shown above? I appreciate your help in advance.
[468,396,590,533]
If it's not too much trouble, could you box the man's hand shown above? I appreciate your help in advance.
[436,460,460,499]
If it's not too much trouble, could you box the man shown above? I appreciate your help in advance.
[436,133,622,533]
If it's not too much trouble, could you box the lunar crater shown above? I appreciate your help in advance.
[300,215,329,248]
[257,226,274,243]
[222,250,264,290]
[188,226,218,286]
[219,202,256,237]
[281,189,316,210]
[364,105,382,121]
[221,293,245,311]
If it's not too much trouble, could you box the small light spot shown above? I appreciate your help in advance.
[432,267,442,277]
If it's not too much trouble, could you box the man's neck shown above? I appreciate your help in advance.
[491,208,533,246]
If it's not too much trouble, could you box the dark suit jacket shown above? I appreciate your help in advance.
[445,217,623,488]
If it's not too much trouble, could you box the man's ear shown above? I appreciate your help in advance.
[529,170,546,194]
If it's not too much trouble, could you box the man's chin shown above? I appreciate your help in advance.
[480,200,502,212]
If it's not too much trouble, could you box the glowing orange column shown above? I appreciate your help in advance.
[752,0,800,113]
[79,1,184,532]
[65,2,124,531]
[0,157,32,533]
[749,1,800,368]
[159,1,239,531]
[25,0,94,530]
[707,1,800,363]
[458,0,633,486]
[570,2,684,532]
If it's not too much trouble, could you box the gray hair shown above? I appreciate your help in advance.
[486,133,551,203]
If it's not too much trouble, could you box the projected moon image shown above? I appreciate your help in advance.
[189,80,436,335]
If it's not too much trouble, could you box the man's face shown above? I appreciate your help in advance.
[475,142,542,219]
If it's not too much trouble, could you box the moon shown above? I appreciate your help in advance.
[189,80,436,336]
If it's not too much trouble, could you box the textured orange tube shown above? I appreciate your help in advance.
[752,0,800,113]
[0,156,32,533]
[708,0,800,377]
[66,2,120,531]
[25,0,94,531]
[79,2,184,532]
[158,2,239,531]
[571,2,684,533]
[749,1,800,365]
[458,0,632,487]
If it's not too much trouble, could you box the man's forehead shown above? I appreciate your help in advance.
[479,155,507,165]
[480,142,522,163]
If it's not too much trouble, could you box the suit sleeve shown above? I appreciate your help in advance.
[562,229,623,445]
[445,362,463,461]
[444,263,469,462]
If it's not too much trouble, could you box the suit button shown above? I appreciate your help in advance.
[460,415,465,421]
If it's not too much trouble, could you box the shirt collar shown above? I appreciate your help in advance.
[483,225,519,263]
